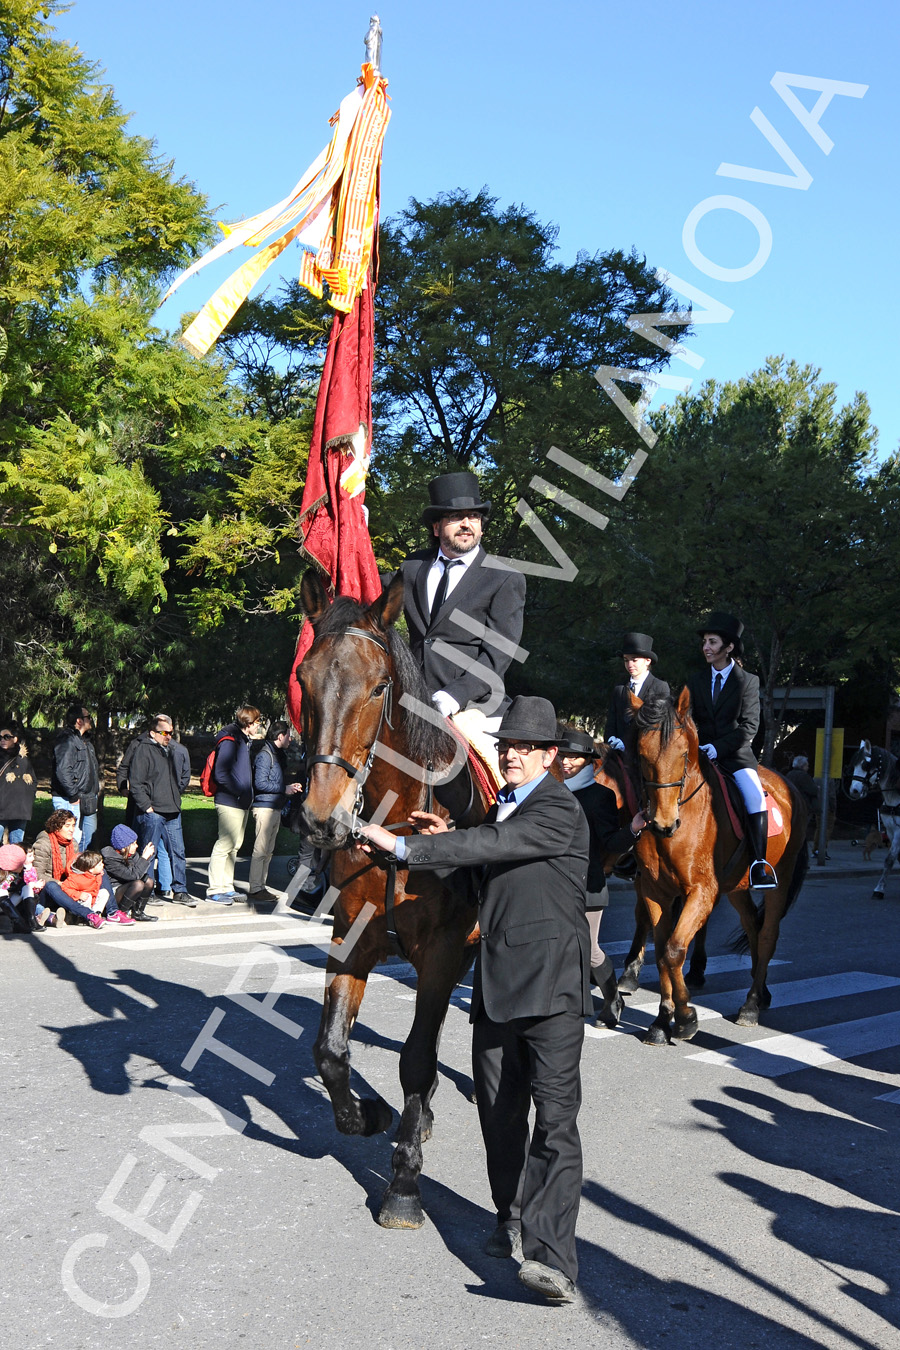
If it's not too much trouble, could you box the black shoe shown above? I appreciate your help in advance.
[518,1260,576,1303]
[747,812,778,889]
[133,909,158,922]
[483,1221,522,1258]
[611,853,638,881]
[171,892,197,907]
[154,888,174,900]
[748,858,778,889]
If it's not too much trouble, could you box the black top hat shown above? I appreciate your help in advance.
[619,632,657,663]
[697,611,744,656]
[421,471,491,525]
[493,696,559,746]
[556,725,603,758]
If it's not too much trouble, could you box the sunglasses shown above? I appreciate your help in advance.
[0,733,16,741]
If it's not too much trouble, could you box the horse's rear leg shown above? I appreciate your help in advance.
[618,890,650,995]
[873,828,900,899]
[378,944,466,1230]
[314,967,392,1138]
[726,886,768,1027]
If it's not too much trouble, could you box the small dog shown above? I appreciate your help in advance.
[863,828,883,861]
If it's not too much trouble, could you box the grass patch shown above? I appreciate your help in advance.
[30,792,299,858]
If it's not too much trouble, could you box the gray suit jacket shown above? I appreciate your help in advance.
[404,773,592,1022]
[398,546,526,714]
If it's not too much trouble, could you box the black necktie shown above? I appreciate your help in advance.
[712,672,722,705]
[430,558,461,624]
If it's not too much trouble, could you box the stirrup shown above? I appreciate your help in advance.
[749,858,778,889]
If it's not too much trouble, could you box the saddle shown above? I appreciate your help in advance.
[433,719,500,822]
[704,760,784,839]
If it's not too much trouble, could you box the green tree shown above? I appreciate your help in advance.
[617,357,900,761]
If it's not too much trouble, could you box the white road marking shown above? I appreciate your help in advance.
[689,1008,900,1078]
[100,924,334,950]
[689,971,900,1017]
[875,1087,900,1103]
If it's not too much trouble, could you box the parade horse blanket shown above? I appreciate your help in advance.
[707,761,784,839]
[444,718,500,805]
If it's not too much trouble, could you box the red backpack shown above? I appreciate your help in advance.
[200,735,234,797]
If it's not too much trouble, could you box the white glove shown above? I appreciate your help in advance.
[606,736,625,751]
[700,743,717,759]
[432,690,460,718]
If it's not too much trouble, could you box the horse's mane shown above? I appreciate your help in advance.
[634,695,682,748]
[313,597,458,767]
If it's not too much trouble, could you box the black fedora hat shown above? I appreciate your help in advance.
[697,610,744,656]
[556,725,602,758]
[493,696,559,746]
[619,632,657,663]
[421,471,491,525]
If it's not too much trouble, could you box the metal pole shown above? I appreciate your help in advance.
[817,685,835,866]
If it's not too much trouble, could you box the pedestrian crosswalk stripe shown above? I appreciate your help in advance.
[875,1087,900,1103]
[690,970,900,1017]
[689,1008,900,1078]
[100,923,334,950]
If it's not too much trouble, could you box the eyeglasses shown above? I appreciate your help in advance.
[0,733,15,741]
[497,741,542,755]
[156,729,173,738]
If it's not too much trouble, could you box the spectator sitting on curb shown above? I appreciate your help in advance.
[50,703,100,847]
[248,720,303,903]
[0,722,38,846]
[101,824,158,923]
[206,705,261,906]
[33,810,127,928]
[0,844,54,931]
[126,713,194,907]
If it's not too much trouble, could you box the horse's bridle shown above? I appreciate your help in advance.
[640,730,706,835]
[304,626,395,828]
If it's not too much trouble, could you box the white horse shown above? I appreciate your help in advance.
[846,741,900,900]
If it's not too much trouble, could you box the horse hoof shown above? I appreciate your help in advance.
[420,1111,434,1143]
[685,970,706,990]
[377,1190,426,1230]
[360,1097,393,1136]
[873,890,885,900]
[735,1004,759,1027]
[617,971,640,995]
[643,1024,670,1047]
[672,1013,699,1041]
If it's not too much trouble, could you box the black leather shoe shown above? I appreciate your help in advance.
[483,1221,522,1258]
[133,908,158,922]
[171,892,197,907]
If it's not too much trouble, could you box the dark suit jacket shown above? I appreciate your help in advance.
[398,546,526,714]
[605,672,670,743]
[404,773,592,1022]
[686,664,760,773]
[571,781,635,904]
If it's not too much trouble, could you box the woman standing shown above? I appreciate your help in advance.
[0,722,38,845]
[557,725,647,1028]
[205,705,261,905]
[248,721,302,903]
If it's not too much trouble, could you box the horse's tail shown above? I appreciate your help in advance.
[729,837,809,953]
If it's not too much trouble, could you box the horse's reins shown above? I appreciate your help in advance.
[304,624,434,958]
[640,738,707,834]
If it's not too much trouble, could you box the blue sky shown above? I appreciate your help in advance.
[57,1,897,454]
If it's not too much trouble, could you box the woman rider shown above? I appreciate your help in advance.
[686,612,777,889]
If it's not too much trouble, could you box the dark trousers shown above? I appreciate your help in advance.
[134,811,186,891]
[472,1008,584,1282]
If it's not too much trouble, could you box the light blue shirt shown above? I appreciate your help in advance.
[394,771,549,859]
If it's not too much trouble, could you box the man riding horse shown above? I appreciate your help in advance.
[397,472,526,779]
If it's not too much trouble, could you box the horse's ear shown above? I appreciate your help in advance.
[300,569,331,628]
[366,571,405,632]
[676,685,692,719]
[627,689,643,711]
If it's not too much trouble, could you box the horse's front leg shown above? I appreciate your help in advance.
[314,962,393,1139]
[378,940,470,1230]
[873,825,900,900]
[685,917,709,989]
[617,888,650,995]
[641,894,675,1047]
[664,891,715,1041]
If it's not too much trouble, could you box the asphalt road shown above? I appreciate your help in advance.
[3,869,899,1350]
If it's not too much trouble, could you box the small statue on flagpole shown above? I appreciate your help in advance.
[364,14,383,73]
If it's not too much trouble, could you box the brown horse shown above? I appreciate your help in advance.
[630,687,808,1044]
[296,570,490,1229]
[595,748,711,996]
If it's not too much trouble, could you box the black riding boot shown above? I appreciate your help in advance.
[590,954,624,1029]
[132,894,158,922]
[747,811,778,889]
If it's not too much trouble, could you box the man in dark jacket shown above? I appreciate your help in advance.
[359,696,590,1304]
[605,632,670,749]
[51,703,101,847]
[128,713,194,906]
[397,472,526,775]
